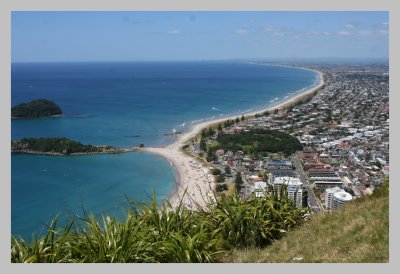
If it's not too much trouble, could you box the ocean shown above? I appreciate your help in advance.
[11,61,318,239]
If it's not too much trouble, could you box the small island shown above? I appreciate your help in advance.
[11,137,139,156]
[11,99,62,119]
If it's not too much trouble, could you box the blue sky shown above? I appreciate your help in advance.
[11,11,389,62]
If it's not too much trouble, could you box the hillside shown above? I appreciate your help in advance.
[220,182,389,263]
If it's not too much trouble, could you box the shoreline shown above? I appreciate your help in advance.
[145,66,325,208]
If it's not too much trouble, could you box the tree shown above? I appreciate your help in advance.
[235,117,240,123]
[216,173,225,183]
[274,108,279,114]
[217,123,223,131]
[206,149,217,162]
[211,169,222,175]
[201,128,207,138]
[199,138,207,151]
[235,171,244,191]
[224,165,231,175]
[216,184,228,192]
[241,114,245,121]
[208,127,216,136]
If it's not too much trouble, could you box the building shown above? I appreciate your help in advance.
[273,177,302,199]
[324,187,343,209]
[287,180,303,204]
[332,191,352,209]
[314,180,344,190]
[295,187,308,208]
[252,181,268,198]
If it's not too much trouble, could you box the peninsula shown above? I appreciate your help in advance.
[11,137,138,156]
[12,99,62,119]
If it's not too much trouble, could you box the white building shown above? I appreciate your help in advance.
[252,181,268,198]
[332,191,352,209]
[295,187,308,208]
[324,187,352,210]
[273,177,305,207]
[324,187,343,210]
[287,180,303,205]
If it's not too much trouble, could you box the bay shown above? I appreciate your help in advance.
[11,61,318,238]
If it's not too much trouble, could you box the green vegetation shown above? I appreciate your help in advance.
[211,169,222,175]
[234,171,244,191]
[222,181,389,263]
[11,137,116,155]
[216,173,225,183]
[11,190,308,263]
[213,129,302,156]
[224,165,231,175]
[201,127,216,138]
[216,184,228,192]
[12,99,62,118]
[223,119,235,128]
[206,149,217,162]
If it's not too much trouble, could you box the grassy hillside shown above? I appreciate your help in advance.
[220,182,389,263]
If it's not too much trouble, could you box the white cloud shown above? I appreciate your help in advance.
[338,31,351,36]
[165,30,181,35]
[381,22,389,29]
[345,23,355,29]
[357,30,388,37]
[236,29,249,35]
[359,30,373,36]
[264,27,280,33]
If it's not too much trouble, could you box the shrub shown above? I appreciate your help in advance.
[211,169,222,175]
[216,184,228,192]
[11,190,309,263]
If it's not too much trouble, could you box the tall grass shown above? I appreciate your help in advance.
[11,190,308,263]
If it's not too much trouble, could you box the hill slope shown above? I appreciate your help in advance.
[221,182,389,263]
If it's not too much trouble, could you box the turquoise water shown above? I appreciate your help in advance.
[11,62,318,238]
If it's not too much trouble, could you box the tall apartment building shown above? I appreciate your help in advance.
[324,187,352,210]
[273,177,307,208]
[295,187,308,208]
[332,191,352,209]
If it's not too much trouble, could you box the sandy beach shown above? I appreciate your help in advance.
[144,68,325,208]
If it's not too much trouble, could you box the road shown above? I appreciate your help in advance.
[292,155,323,213]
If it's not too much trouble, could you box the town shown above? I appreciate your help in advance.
[187,63,389,213]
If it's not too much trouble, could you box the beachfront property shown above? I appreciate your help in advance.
[193,63,388,214]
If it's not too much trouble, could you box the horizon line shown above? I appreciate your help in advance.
[11,57,389,65]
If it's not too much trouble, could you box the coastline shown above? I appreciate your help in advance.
[144,67,325,208]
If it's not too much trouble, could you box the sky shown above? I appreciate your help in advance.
[11,11,389,62]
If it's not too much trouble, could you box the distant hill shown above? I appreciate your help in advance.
[221,181,389,263]
[12,99,62,118]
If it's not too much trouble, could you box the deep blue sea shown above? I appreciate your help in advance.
[11,61,318,239]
